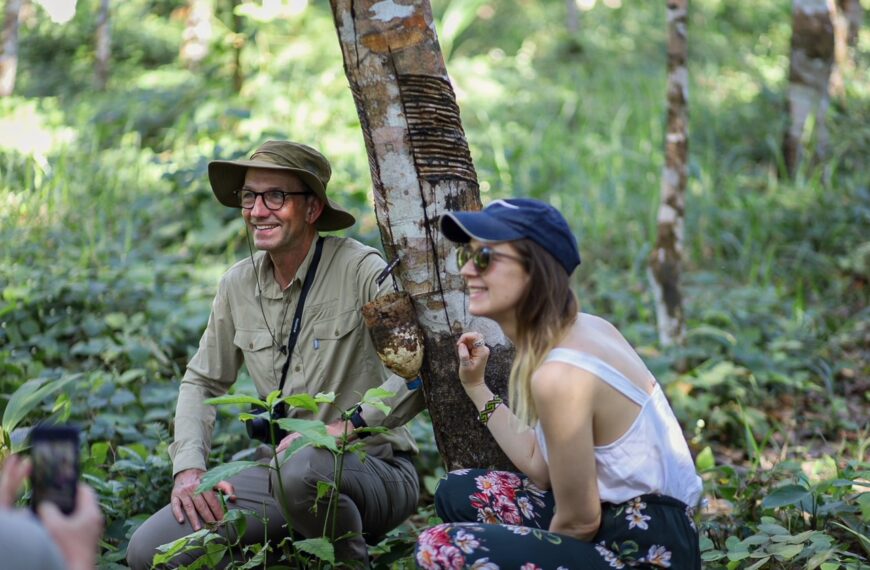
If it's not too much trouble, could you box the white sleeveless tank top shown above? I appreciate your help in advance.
[534,348,703,507]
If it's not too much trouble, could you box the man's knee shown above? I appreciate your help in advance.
[270,447,336,510]
[126,522,155,570]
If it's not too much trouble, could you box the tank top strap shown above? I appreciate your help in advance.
[545,348,650,406]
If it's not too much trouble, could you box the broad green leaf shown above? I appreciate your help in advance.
[743,534,770,546]
[701,551,726,561]
[203,394,266,408]
[294,537,335,563]
[762,484,812,509]
[767,542,803,559]
[2,375,77,433]
[758,521,789,536]
[362,387,396,403]
[316,480,335,503]
[283,393,319,413]
[276,418,338,451]
[770,530,815,544]
[196,461,263,494]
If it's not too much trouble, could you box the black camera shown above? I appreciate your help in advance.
[245,402,289,443]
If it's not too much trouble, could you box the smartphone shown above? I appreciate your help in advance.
[29,424,80,515]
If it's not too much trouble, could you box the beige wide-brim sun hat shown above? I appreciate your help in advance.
[208,140,356,232]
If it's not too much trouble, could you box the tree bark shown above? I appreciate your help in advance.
[0,0,23,97]
[329,0,515,471]
[229,0,243,93]
[94,0,111,91]
[648,0,688,348]
[181,0,213,70]
[830,0,862,98]
[782,0,835,178]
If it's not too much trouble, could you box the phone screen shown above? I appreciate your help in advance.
[30,425,80,515]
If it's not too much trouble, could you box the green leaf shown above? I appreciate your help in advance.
[314,392,336,404]
[361,387,396,403]
[203,394,266,408]
[745,557,771,570]
[696,446,715,471]
[294,537,335,563]
[762,484,813,509]
[196,461,263,494]
[276,418,338,451]
[767,542,803,560]
[282,393,319,413]
[2,375,77,433]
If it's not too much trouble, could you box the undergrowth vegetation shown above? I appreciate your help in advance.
[1,0,867,567]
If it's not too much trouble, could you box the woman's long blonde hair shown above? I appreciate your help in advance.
[508,239,578,426]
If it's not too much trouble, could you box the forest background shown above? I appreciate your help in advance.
[0,0,868,568]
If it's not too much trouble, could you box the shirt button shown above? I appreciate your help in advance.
[249,343,253,349]
[295,366,301,372]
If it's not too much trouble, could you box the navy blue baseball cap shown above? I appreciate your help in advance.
[440,198,581,275]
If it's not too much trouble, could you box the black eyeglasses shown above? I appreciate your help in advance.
[457,244,525,274]
[236,189,311,211]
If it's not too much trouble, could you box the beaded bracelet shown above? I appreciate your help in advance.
[478,396,503,426]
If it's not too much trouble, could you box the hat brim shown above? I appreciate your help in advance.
[208,159,355,232]
[440,211,525,244]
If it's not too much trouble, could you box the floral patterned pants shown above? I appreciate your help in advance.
[415,469,700,569]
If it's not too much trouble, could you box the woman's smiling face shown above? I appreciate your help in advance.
[460,240,530,326]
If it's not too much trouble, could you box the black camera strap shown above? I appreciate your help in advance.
[277,236,324,394]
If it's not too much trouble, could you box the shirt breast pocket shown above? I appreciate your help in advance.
[308,309,364,387]
[233,329,276,390]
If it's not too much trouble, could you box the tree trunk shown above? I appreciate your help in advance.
[0,0,23,97]
[782,0,835,178]
[94,0,110,91]
[830,0,862,98]
[329,0,515,471]
[180,0,213,70]
[648,0,688,348]
[229,0,243,93]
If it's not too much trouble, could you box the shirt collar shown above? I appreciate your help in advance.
[256,237,321,300]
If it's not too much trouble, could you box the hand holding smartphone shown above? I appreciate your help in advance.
[29,424,80,515]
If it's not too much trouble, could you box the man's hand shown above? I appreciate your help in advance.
[275,432,303,455]
[170,468,235,530]
[39,484,104,570]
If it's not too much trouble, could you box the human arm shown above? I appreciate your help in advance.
[38,484,104,570]
[1,454,103,570]
[532,364,602,541]
[168,280,242,528]
[455,332,550,487]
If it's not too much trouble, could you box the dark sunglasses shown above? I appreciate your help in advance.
[457,244,525,274]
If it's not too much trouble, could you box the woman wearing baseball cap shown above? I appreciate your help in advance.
[415,198,702,568]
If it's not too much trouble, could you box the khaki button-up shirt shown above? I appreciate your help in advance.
[169,236,425,475]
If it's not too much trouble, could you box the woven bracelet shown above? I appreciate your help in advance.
[478,396,503,426]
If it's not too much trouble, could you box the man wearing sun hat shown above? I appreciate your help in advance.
[127,141,425,569]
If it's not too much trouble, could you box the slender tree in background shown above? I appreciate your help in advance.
[648,0,688,348]
[330,0,514,471]
[782,0,835,178]
[94,0,110,91]
[0,0,23,97]
[830,0,863,98]
[228,0,243,93]
[180,0,213,69]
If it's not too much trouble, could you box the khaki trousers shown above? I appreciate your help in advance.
[126,445,419,569]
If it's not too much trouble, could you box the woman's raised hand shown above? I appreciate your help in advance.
[456,332,490,391]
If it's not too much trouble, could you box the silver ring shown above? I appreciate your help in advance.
[472,339,485,348]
